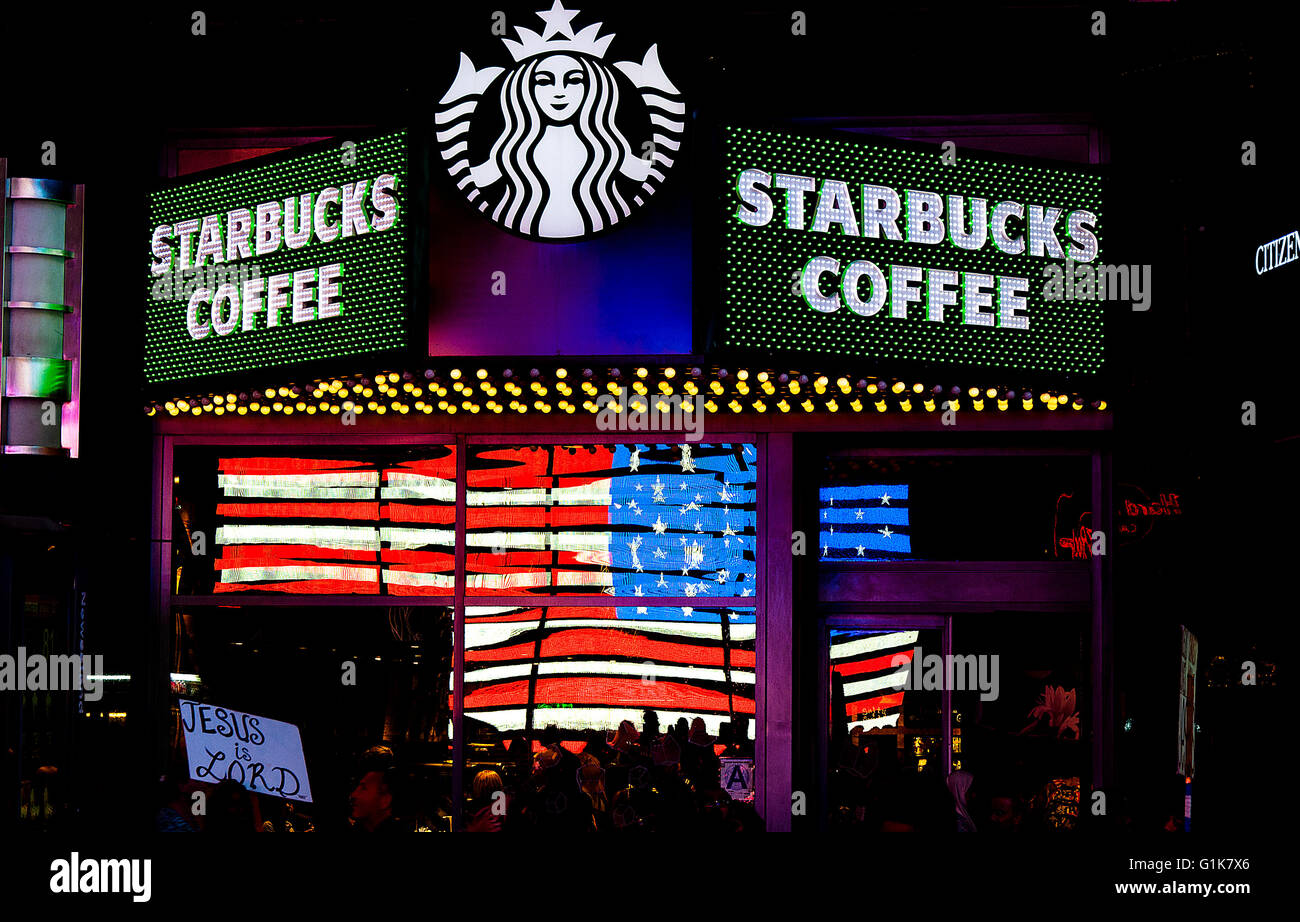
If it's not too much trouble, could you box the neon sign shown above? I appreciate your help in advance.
[1256,229,1299,275]
[721,125,1105,373]
[145,130,410,384]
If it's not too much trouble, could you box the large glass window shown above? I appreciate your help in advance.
[820,455,1090,561]
[166,439,761,831]
[169,605,454,831]
[827,627,946,831]
[463,604,756,831]
[172,446,456,596]
[951,613,1087,832]
[465,443,758,597]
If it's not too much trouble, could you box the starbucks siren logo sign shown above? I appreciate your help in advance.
[435,1,684,241]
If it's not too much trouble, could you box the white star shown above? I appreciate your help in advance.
[634,583,644,597]
[651,515,667,534]
[656,572,667,588]
[694,520,703,533]
[694,493,703,503]
[855,544,866,556]
[855,509,864,520]
[822,545,830,556]
[628,448,641,472]
[729,611,740,620]
[679,445,695,473]
[679,482,688,491]
[634,483,643,492]
[536,0,580,40]
[718,485,733,502]
[682,607,693,618]
[684,583,698,597]
[741,588,752,597]
[695,582,708,595]
[653,547,666,560]
[722,523,737,538]
[716,568,730,584]
[651,475,665,504]
[879,525,893,539]
[880,493,891,505]
[828,497,834,506]
[636,606,648,615]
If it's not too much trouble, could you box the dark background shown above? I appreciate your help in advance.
[0,0,1290,839]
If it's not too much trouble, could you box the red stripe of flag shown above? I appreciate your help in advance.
[387,584,454,596]
[464,677,755,713]
[380,550,454,566]
[218,457,370,474]
[382,503,455,524]
[466,608,612,622]
[217,502,380,520]
[465,628,756,668]
[831,650,915,678]
[845,692,905,716]
[215,578,379,593]
[385,454,456,479]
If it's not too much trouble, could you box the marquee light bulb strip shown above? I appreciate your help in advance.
[145,365,1107,418]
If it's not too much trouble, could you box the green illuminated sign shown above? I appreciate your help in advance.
[145,130,410,384]
[721,126,1104,374]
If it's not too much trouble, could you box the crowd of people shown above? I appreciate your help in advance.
[464,712,761,832]
[153,710,762,832]
[153,713,1188,832]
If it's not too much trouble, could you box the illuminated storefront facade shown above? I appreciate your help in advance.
[140,7,1114,833]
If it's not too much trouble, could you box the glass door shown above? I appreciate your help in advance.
[822,616,950,831]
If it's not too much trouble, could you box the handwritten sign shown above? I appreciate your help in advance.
[720,758,754,802]
[179,699,312,802]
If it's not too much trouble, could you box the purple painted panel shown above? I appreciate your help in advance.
[427,180,692,357]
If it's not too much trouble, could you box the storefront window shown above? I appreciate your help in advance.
[820,455,1091,561]
[465,443,758,597]
[172,446,457,596]
[950,613,1087,832]
[169,606,454,831]
[827,627,946,830]
[168,439,761,831]
[464,604,756,830]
